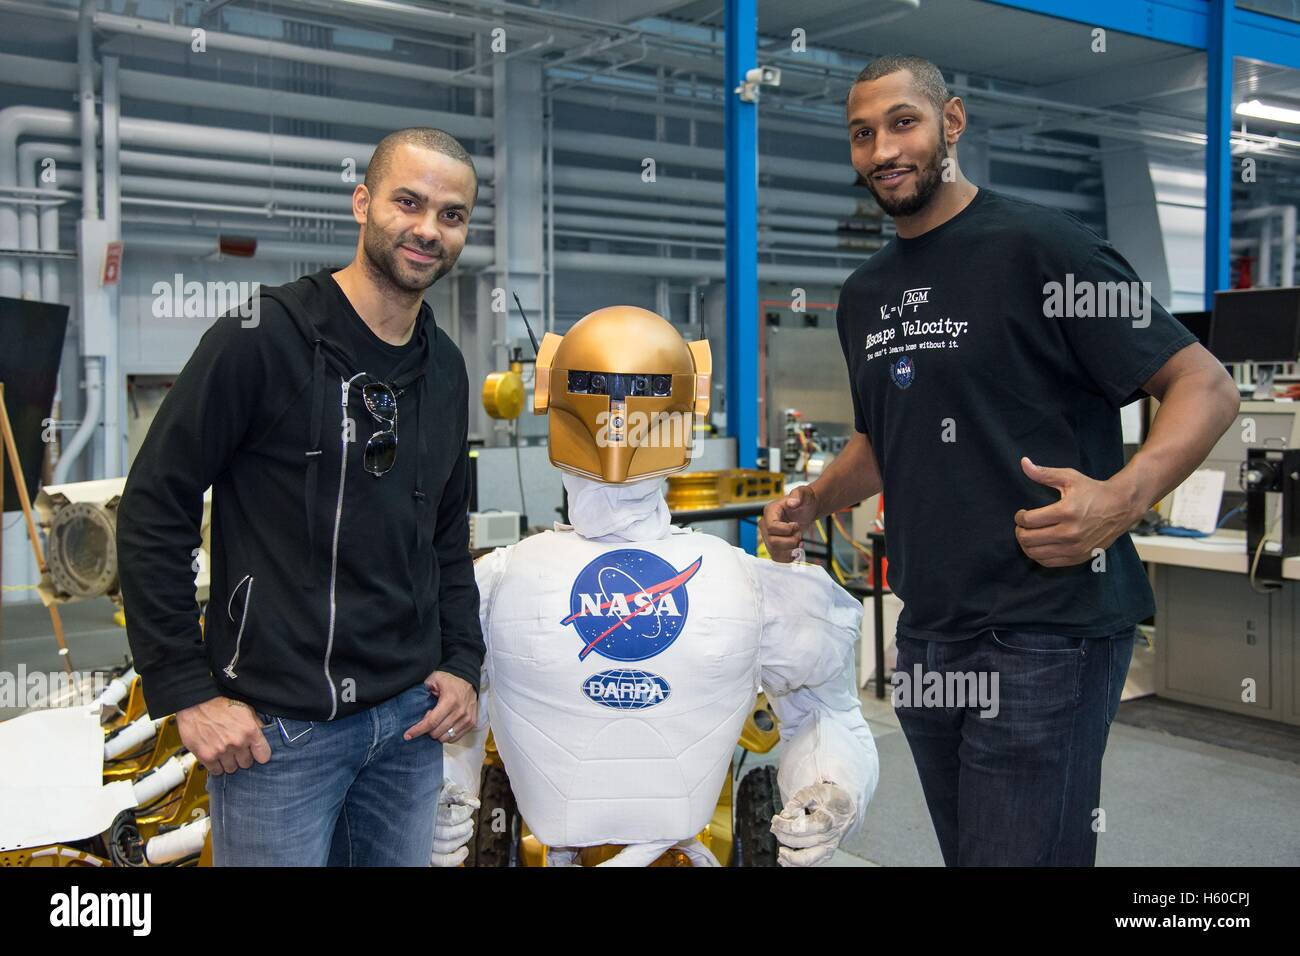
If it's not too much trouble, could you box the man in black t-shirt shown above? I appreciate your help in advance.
[760,56,1240,866]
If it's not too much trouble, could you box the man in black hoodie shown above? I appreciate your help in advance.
[116,128,484,866]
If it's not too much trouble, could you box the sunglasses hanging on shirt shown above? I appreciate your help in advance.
[361,380,398,476]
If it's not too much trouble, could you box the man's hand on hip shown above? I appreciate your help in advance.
[175,697,271,776]
[404,671,477,744]
[760,484,820,563]
[1014,456,1142,568]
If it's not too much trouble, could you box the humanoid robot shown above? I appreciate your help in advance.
[433,306,878,867]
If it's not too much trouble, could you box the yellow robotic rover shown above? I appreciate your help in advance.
[0,664,212,868]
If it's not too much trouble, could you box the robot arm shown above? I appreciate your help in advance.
[749,556,880,866]
[431,677,486,867]
[432,546,508,867]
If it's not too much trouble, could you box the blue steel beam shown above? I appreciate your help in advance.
[1205,0,1234,304]
[980,0,1209,46]
[1237,9,1300,71]
[984,0,1300,64]
[724,0,758,553]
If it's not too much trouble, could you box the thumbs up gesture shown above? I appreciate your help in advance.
[1013,457,1142,568]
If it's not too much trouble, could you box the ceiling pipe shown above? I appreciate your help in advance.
[552,129,852,188]
[20,141,499,226]
[553,249,851,285]
[16,150,42,300]
[105,115,495,180]
[550,165,877,219]
[0,52,493,141]
[55,0,104,487]
[553,212,871,253]
[790,0,920,45]
[101,51,122,478]
[122,230,495,270]
[23,140,498,206]
[223,0,564,43]
[77,0,98,223]
[92,10,492,90]
[15,142,63,303]
[554,192,863,232]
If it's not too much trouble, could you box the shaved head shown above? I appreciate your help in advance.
[365,127,478,203]
[849,55,951,117]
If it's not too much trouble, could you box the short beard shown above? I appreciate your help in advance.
[361,217,453,295]
[866,133,948,218]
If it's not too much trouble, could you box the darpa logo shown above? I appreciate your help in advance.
[562,549,702,661]
[582,668,672,710]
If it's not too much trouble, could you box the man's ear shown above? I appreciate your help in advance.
[943,95,967,146]
[353,183,371,224]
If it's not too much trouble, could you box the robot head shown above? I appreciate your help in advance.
[532,306,711,484]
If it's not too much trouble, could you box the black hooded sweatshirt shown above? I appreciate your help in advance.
[116,268,484,722]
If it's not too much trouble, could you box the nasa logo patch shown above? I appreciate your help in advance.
[890,355,915,389]
[582,669,672,710]
[561,549,703,662]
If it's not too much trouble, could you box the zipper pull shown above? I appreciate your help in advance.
[340,379,351,408]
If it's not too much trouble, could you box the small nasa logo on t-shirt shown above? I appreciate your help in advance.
[890,355,915,389]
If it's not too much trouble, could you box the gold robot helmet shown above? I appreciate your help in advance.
[532,305,711,484]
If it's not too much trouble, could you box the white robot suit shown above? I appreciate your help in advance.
[435,306,879,867]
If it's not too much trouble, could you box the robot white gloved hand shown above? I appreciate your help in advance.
[771,782,856,867]
[430,782,479,867]
[431,305,878,868]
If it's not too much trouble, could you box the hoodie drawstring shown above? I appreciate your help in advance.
[410,375,429,553]
[302,338,325,588]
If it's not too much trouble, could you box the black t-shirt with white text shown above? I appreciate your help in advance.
[836,188,1195,640]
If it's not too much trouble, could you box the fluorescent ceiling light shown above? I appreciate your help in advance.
[1236,99,1300,125]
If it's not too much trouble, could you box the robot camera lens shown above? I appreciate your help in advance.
[568,370,591,392]
[651,375,671,395]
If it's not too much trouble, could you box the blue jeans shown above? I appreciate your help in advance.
[894,627,1134,866]
[206,683,442,866]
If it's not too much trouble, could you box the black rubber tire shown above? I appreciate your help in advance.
[464,763,519,867]
[732,764,782,867]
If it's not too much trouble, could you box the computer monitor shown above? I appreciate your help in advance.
[1173,310,1212,348]
[1209,287,1300,364]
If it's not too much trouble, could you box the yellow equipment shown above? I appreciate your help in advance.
[666,468,785,511]
[0,668,211,868]
[482,359,526,420]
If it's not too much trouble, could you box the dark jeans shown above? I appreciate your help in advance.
[206,683,442,866]
[894,627,1134,866]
